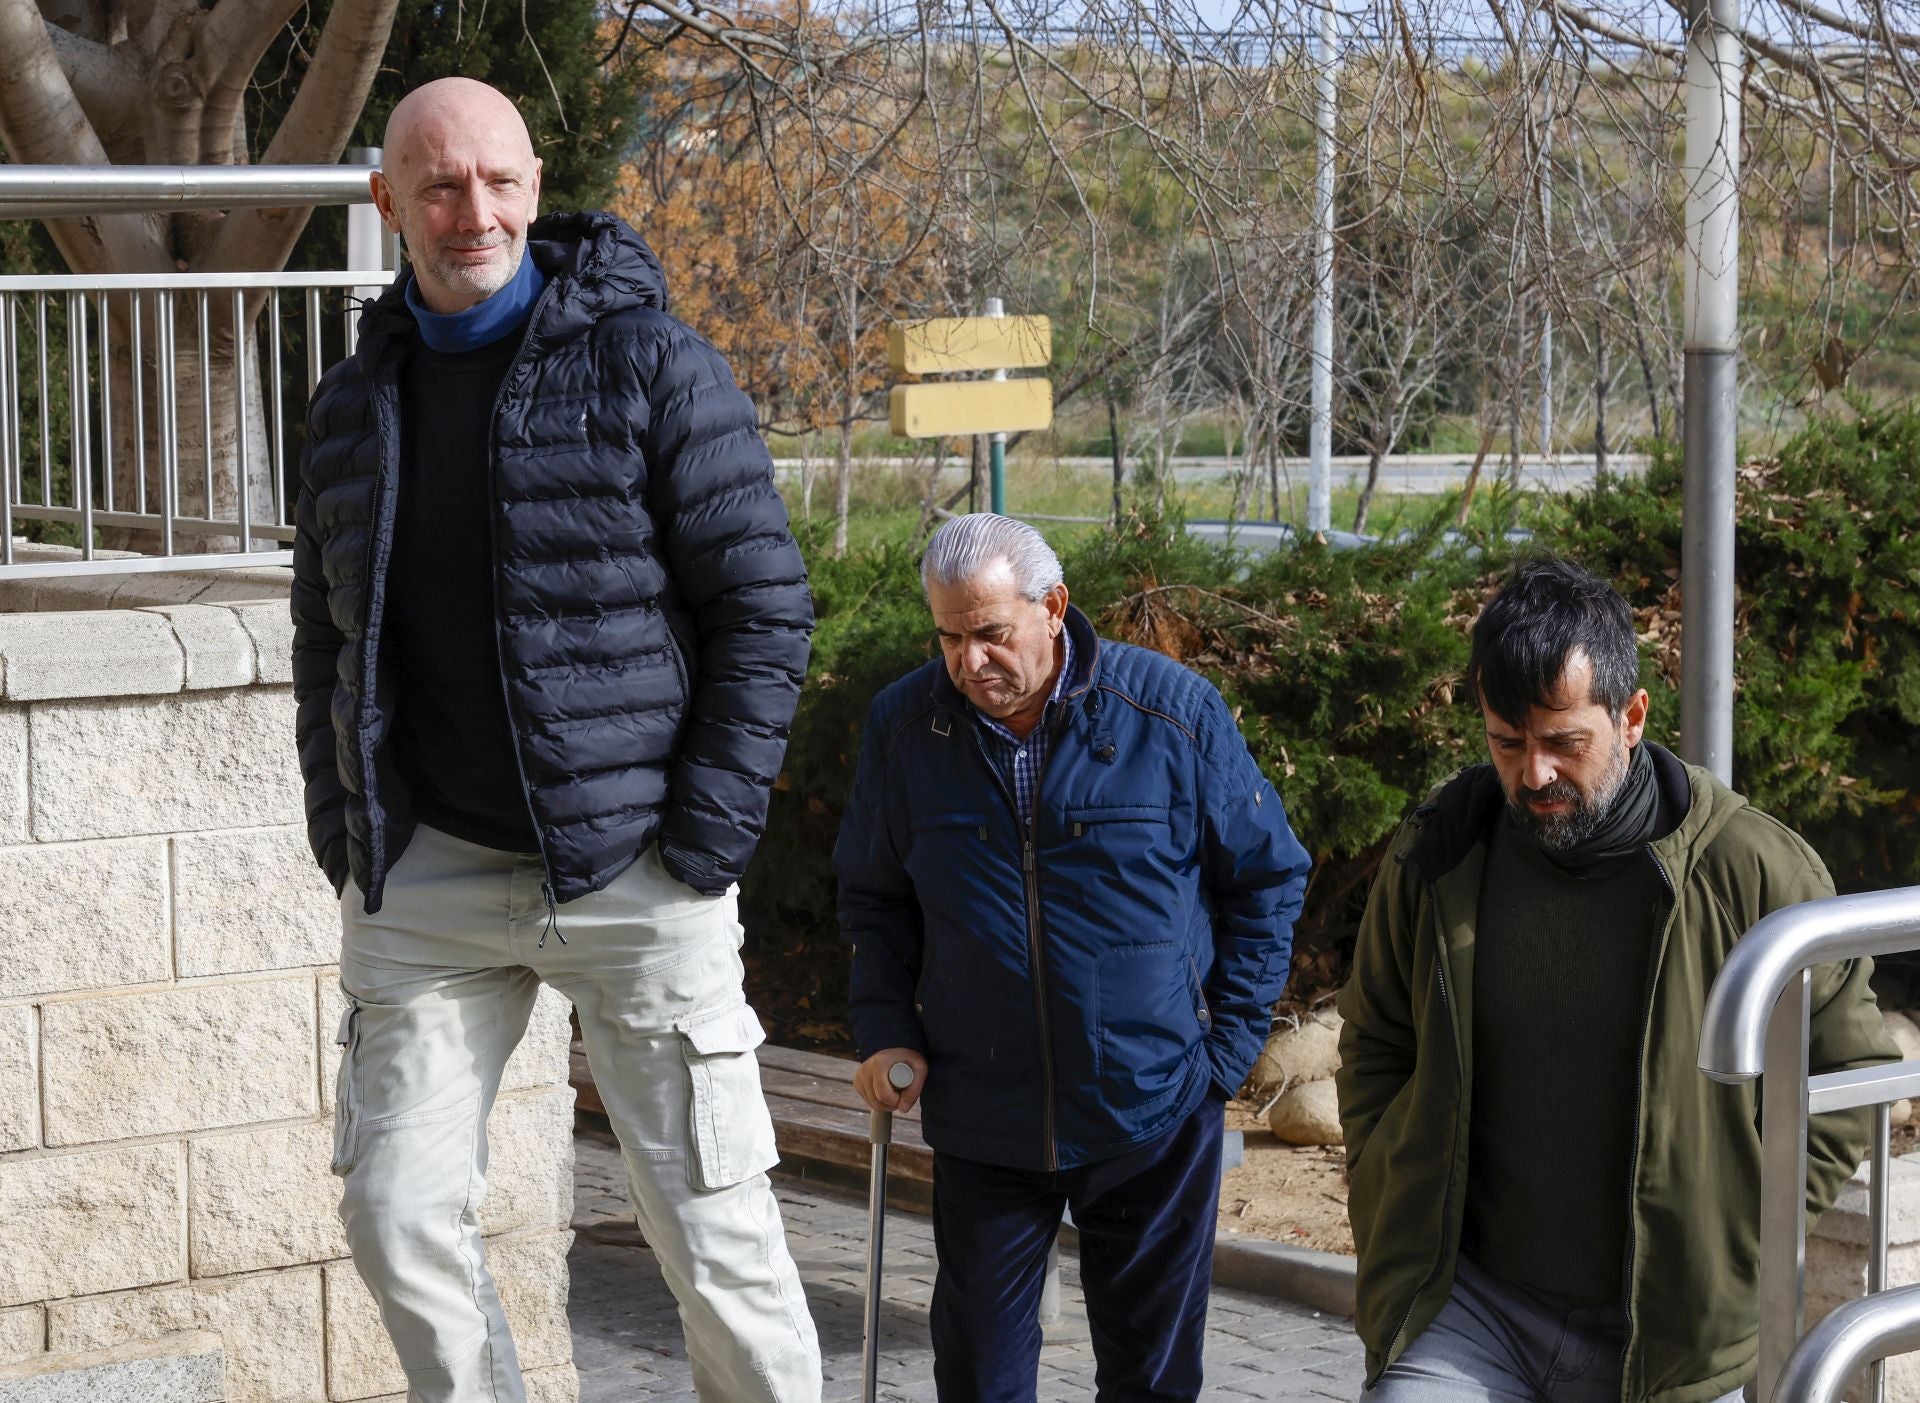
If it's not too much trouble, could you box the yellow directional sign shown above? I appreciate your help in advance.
[889,316,1052,375]
[890,379,1054,439]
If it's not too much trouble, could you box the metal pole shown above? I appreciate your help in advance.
[68,292,93,558]
[985,296,1007,515]
[345,147,387,314]
[1307,2,1337,535]
[1681,0,1741,785]
[1539,108,1554,463]
[1775,1285,1920,1403]
[232,289,251,553]
[0,295,13,565]
[862,1062,916,1403]
[1757,970,1810,1403]
[0,164,380,220]
[1871,1101,1892,1403]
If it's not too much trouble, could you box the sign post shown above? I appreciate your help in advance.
[889,310,1052,517]
[984,298,1008,513]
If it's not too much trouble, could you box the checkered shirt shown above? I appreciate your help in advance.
[971,630,1075,825]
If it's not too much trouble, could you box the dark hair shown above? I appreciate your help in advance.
[1466,556,1640,727]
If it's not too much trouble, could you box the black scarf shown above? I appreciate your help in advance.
[1508,738,1666,877]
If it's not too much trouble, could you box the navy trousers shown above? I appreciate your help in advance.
[928,1095,1225,1403]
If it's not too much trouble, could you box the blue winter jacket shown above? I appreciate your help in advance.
[836,606,1312,1171]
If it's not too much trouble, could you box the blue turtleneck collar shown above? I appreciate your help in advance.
[404,252,546,353]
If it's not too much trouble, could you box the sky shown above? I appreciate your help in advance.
[862,0,1894,55]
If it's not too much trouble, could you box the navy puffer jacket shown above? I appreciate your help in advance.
[836,606,1311,1171]
[291,212,813,913]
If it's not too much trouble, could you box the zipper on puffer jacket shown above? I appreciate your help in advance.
[968,715,1061,1172]
[1616,850,1679,1402]
[357,368,402,903]
[481,277,566,942]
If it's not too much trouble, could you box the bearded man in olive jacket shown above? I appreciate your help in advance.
[1336,557,1894,1403]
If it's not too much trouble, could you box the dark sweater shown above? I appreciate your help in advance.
[1461,808,1671,1305]
[386,333,539,853]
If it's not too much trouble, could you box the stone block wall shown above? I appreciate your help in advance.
[0,592,579,1402]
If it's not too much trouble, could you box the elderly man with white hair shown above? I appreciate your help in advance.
[835,513,1312,1402]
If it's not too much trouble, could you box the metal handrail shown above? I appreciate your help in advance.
[1702,889,1920,1080]
[0,272,388,291]
[0,162,393,579]
[0,268,393,577]
[1775,1285,1920,1403]
[1697,885,1920,1403]
[0,165,375,221]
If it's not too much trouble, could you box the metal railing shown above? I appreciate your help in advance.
[1775,1286,1920,1403]
[1698,885,1920,1403]
[0,271,392,577]
[0,162,389,578]
[0,164,379,220]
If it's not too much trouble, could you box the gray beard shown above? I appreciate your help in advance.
[419,236,524,303]
[1510,735,1631,852]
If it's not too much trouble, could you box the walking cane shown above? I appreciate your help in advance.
[862,1060,917,1403]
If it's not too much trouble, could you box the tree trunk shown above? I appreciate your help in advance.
[1269,430,1283,522]
[969,434,983,513]
[799,430,814,524]
[832,397,854,557]
[1107,391,1124,529]
[1593,320,1610,484]
[1151,389,1172,513]
[1456,414,1501,526]
[1632,317,1664,441]
[915,437,946,543]
[1229,441,1256,524]
[1506,371,1524,490]
[1352,447,1383,534]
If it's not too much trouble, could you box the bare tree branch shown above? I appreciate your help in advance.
[196,0,309,163]
[44,20,142,141]
[0,0,171,272]
[0,0,107,165]
[206,0,401,270]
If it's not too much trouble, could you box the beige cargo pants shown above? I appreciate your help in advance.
[332,823,822,1402]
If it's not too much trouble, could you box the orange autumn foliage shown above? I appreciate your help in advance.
[612,9,955,435]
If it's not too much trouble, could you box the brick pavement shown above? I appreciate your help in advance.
[568,1128,1364,1401]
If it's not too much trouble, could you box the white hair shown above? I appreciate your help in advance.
[920,513,1064,601]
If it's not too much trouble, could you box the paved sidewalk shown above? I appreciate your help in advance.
[568,1128,1363,1401]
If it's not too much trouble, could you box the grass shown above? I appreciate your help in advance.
[777,455,1548,555]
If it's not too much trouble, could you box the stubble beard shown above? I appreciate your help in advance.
[415,228,525,305]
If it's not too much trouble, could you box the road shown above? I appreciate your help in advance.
[770,453,1646,497]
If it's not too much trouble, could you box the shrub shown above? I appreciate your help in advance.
[741,408,1920,1048]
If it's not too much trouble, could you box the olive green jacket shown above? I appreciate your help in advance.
[1335,746,1895,1403]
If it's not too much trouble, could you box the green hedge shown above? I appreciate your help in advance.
[740,407,1920,1046]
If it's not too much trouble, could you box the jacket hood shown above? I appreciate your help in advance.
[1405,741,1734,886]
[354,210,670,350]
[525,210,670,313]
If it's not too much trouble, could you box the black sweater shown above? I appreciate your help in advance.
[1462,803,1671,1305]
[386,333,539,853]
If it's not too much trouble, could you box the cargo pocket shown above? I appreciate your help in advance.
[679,1003,780,1192]
[330,998,363,1178]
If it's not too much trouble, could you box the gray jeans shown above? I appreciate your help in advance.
[1365,1257,1744,1403]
